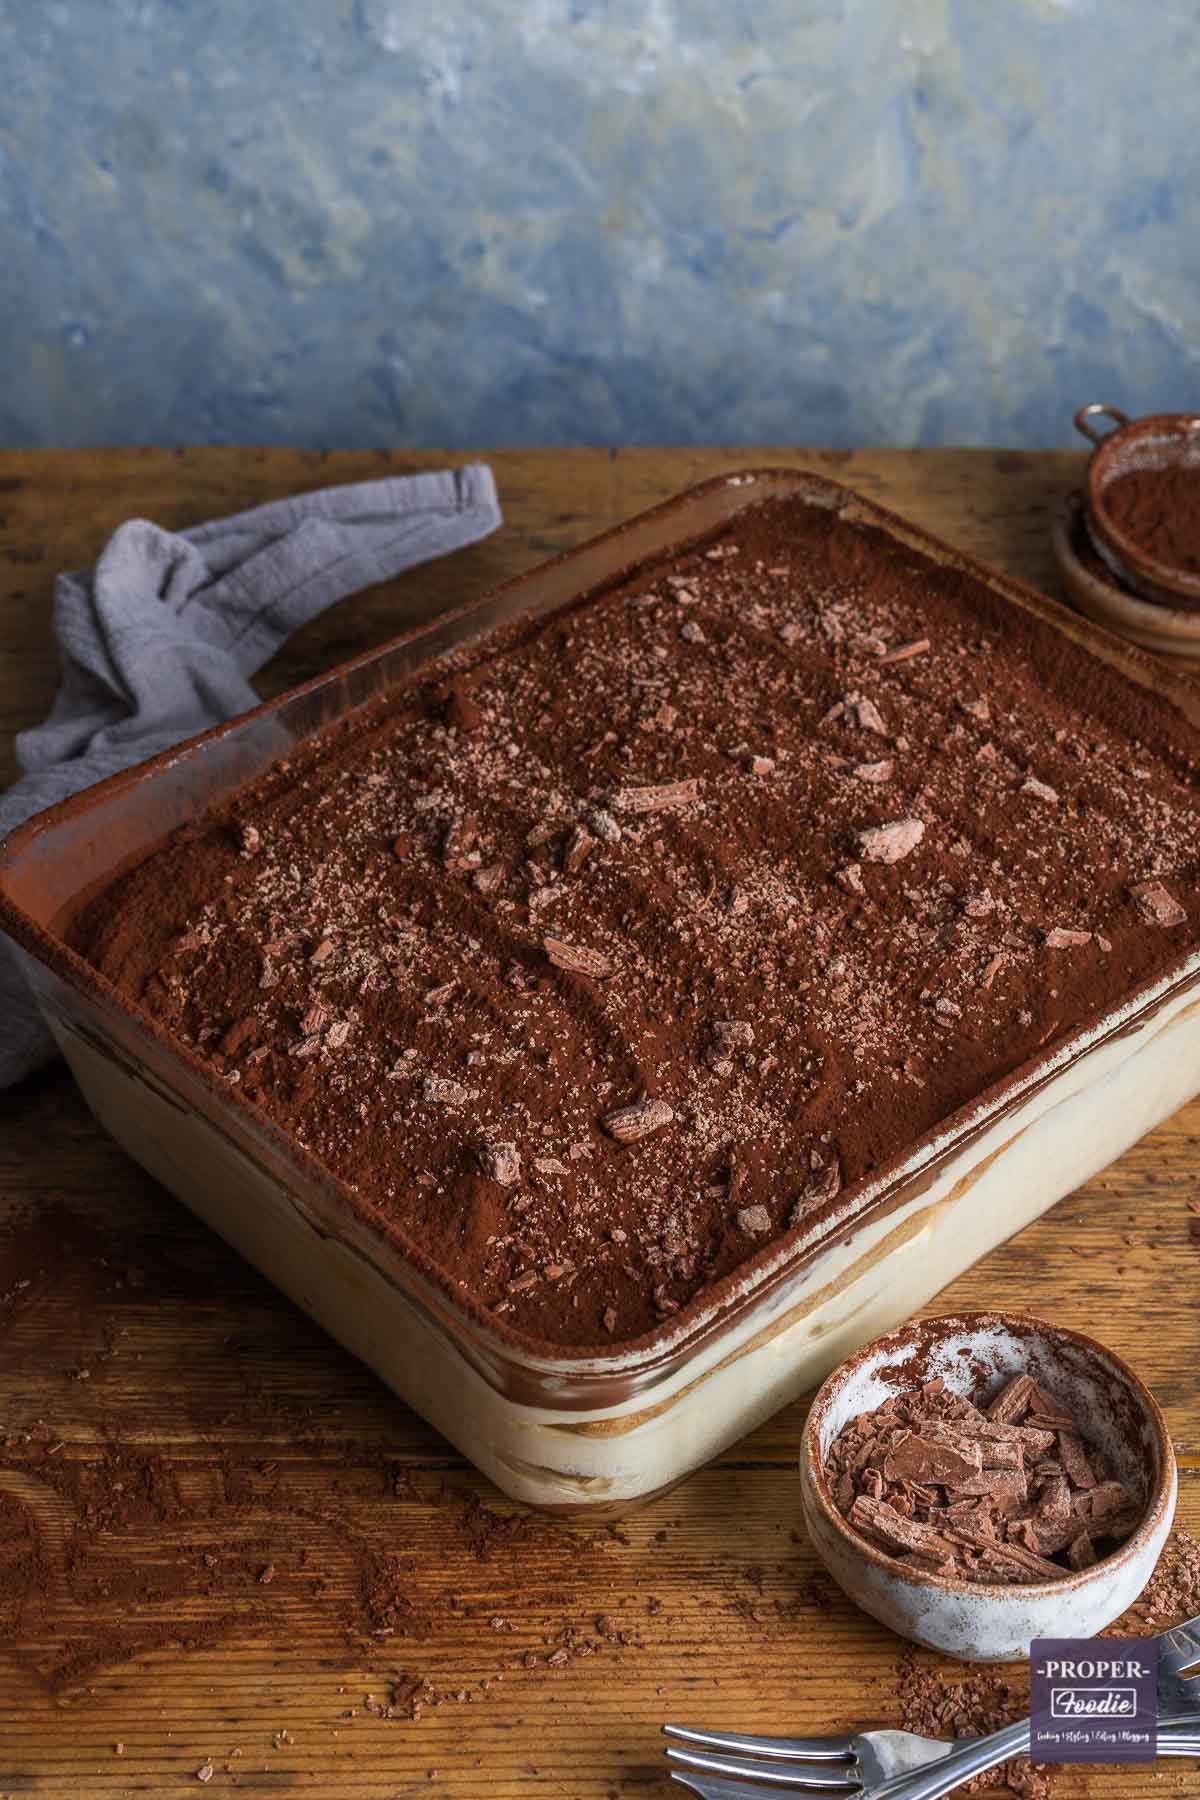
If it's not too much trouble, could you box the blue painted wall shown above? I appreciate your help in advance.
[1,1,1197,448]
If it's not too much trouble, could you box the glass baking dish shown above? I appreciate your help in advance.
[4,468,1200,1514]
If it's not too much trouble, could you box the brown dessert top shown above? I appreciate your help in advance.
[825,1373,1141,1585]
[1103,464,1200,574]
[69,492,1200,1349]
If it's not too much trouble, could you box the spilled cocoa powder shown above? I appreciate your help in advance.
[1103,464,1200,574]
[894,1529,1200,1800]
[68,492,1200,1347]
[0,1196,633,1702]
[896,1651,1050,1799]
[1,1192,1197,1773]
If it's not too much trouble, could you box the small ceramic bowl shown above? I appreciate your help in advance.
[1076,403,1200,610]
[800,1311,1176,1662]
[1052,491,1200,661]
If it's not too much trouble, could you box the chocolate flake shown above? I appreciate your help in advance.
[478,1142,521,1185]
[1021,776,1059,804]
[1043,927,1091,948]
[1131,879,1187,928]
[986,1373,1035,1424]
[1068,1530,1096,1570]
[563,826,595,874]
[877,637,931,664]
[828,1364,1142,1588]
[736,1205,771,1238]
[611,778,701,814]
[857,818,925,864]
[789,1151,842,1225]
[543,938,616,979]
[472,863,505,895]
[423,1075,473,1107]
[1057,1431,1096,1490]
[602,1098,675,1143]
[852,759,894,784]
[586,807,622,843]
[849,694,889,735]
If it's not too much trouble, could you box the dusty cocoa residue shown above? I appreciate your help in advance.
[0,1198,631,1702]
[67,492,1200,1349]
[896,1650,1050,1798]
[1125,1525,1200,1628]
[1103,464,1200,573]
[892,1524,1200,1800]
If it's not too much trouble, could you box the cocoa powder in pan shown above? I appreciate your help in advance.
[1103,465,1200,574]
[69,493,1200,1346]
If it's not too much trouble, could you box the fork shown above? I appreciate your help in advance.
[666,1614,1200,1798]
[665,1721,1200,1797]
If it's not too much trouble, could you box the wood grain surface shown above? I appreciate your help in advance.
[0,447,1196,1800]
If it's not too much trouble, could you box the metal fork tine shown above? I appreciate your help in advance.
[1160,1622,1200,1675]
[664,1724,855,1762]
[666,1746,860,1791]
[670,1773,831,1800]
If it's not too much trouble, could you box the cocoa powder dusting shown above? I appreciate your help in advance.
[1,1191,1197,1769]
[1103,464,1200,574]
[0,1196,647,1703]
[896,1651,1052,1798]
[67,493,1200,1347]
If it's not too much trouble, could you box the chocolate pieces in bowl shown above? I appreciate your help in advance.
[829,1372,1141,1585]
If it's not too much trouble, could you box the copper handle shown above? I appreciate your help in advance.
[1074,403,1130,447]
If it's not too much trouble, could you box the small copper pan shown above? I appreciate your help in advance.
[1075,403,1200,611]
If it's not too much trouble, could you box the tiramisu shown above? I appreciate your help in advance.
[70,492,1200,1348]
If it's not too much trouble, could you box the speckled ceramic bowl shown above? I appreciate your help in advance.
[1076,404,1200,610]
[800,1312,1176,1662]
[1052,491,1200,662]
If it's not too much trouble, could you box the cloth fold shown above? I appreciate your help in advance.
[0,463,502,1087]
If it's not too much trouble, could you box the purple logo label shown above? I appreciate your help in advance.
[1031,1637,1158,1764]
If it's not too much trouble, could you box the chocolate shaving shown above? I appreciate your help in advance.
[543,938,616,979]
[788,1151,842,1225]
[611,779,700,814]
[601,1098,675,1143]
[1068,1531,1096,1571]
[857,818,925,864]
[1043,927,1091,949]
[985,1373,1035,1424]
[877,637,931,665]
[849,694,889,736]
[1131,879,1187,928]
[827,1366,1143,1586]
[423,1075,474,1106]
[478,1142,521,1186]
[562,826,595,874]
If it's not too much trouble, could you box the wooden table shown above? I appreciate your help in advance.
[0,449,1196,1799]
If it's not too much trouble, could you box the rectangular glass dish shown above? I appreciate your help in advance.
[4,468,1200,1514]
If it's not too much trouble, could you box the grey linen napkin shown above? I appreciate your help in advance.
[0,463,502,1087]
